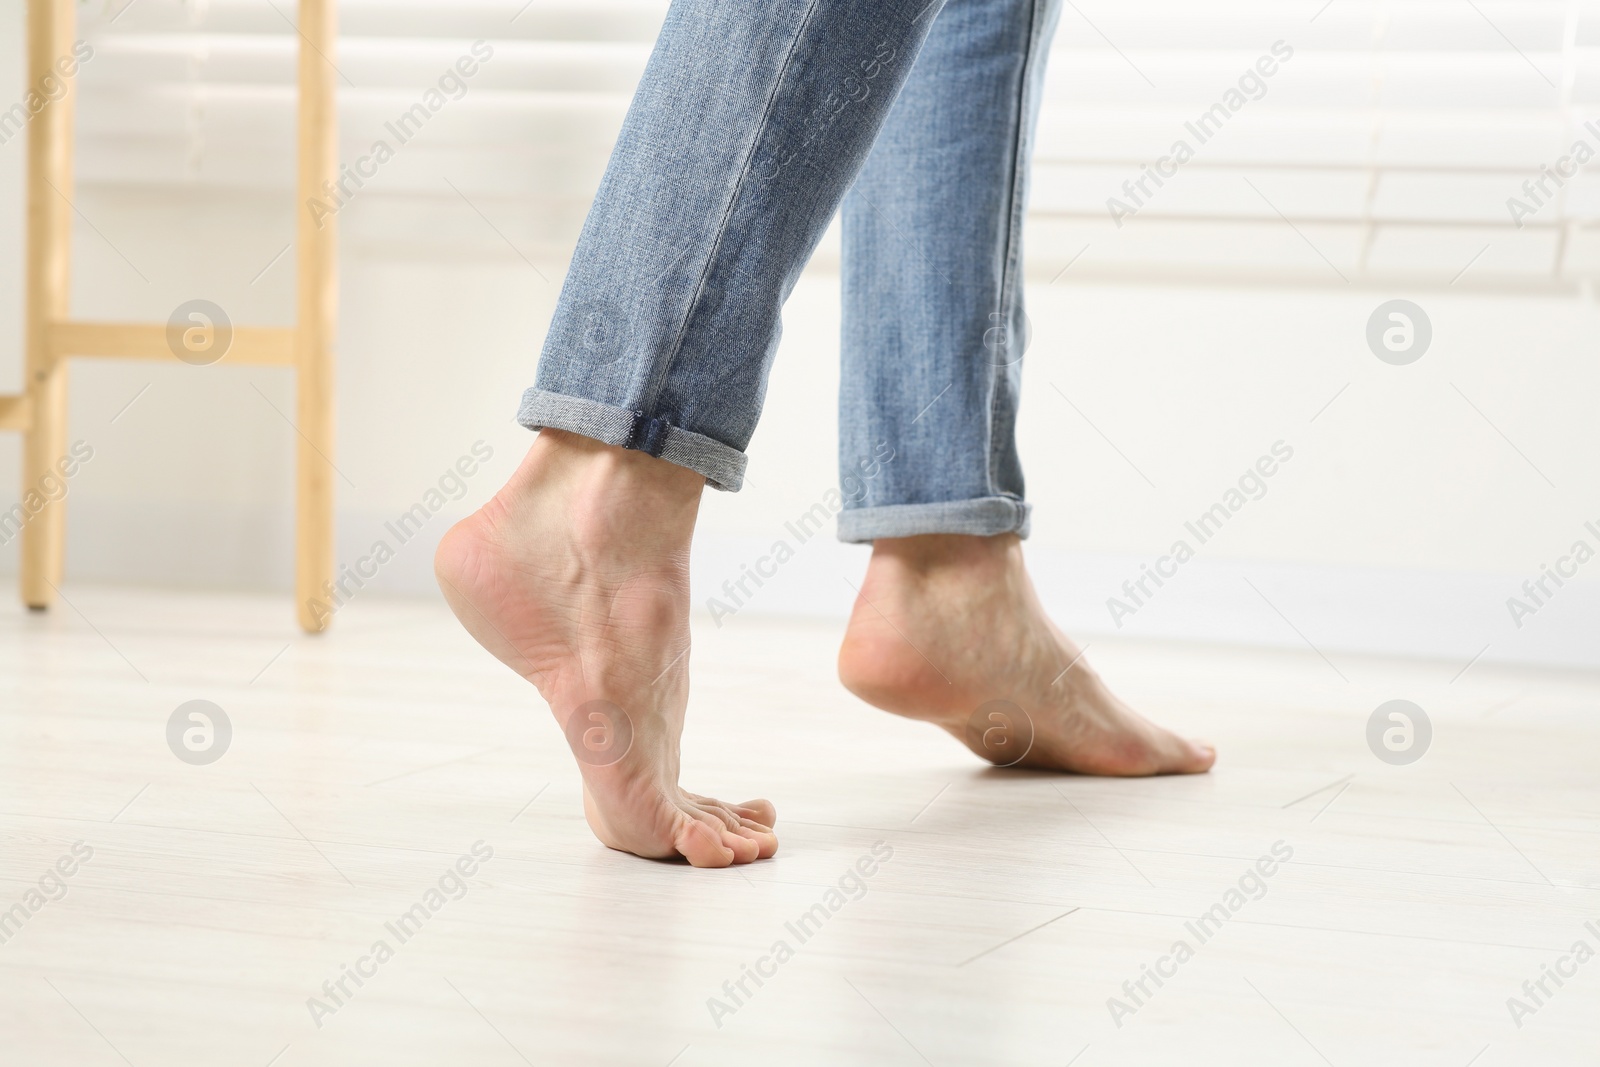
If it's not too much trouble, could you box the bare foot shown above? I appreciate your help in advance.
[838,533,1214,776]
[434,430,778,867]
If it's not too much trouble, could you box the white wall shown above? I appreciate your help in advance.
[1,2,1595,671]
[698,267,1600,670]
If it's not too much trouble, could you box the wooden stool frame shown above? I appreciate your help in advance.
[1,0,338,632]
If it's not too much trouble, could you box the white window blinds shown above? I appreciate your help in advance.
[76,0,1593,286]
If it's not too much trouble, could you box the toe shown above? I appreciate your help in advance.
[735,820,780,859]
[674,817,735,868]
[690,803,768,863]
[734,798,777,826]
[665,797,777,866]
[681,800,777,862]
[1144,731,1215,775]
[1177,737,1216,774]
[686,805,759,863]
[720,827,762,864]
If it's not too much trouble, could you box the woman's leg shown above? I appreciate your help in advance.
[834,0,1215,775]
[438,0,953,867]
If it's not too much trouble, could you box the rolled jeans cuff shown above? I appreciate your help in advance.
[516,388,748,492]
[836,497,1031,543]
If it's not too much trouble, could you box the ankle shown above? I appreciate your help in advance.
[528,428,705,493]
[867,533,1023,582]
[513,430,705,539]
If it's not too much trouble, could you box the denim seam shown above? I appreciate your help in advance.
[987,0,1043,500]
[640,0,824,424]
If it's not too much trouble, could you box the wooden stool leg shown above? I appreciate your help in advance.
[20,0,75,610]
[294,0,338,633]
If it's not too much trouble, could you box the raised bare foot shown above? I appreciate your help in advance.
[838,533,1214,776]
[434,430,778,867]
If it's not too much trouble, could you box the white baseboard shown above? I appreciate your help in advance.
[2,501,1594,670]
[684,533,1600,672]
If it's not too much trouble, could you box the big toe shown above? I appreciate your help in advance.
[734,820,780,859]
[675,817,737,868]
[1167,736,1216,774]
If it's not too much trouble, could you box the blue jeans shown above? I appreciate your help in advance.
[519,0,1061,541]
